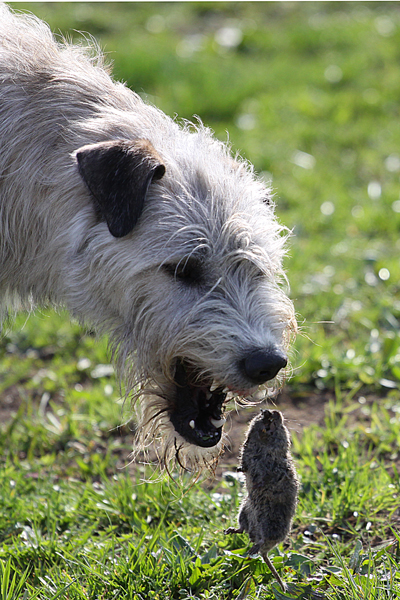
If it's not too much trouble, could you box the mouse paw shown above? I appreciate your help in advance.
[224,527,243,535]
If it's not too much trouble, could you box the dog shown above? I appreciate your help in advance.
[0,5,296,472]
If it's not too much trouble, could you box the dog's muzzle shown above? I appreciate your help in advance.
[169,347,287,448]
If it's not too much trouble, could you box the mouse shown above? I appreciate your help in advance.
[225,409,299,591]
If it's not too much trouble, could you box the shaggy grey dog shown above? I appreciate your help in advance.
[0,5,296,471]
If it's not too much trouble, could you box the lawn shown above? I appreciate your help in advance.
[1,2,400,598]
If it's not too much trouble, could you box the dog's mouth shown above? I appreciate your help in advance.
[169,361,228,448]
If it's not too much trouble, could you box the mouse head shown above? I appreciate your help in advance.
[248,409,290,452]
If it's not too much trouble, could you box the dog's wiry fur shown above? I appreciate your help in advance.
[0,5,296,472]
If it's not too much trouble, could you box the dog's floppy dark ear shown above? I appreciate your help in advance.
[76,139,166,238]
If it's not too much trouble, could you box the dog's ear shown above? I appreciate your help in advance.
[75,139,166,238]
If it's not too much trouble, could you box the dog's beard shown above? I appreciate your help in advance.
[127,359,280,474]
[130,360,231,473]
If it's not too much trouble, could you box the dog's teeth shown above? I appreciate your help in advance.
[205,391,212,400]
[189,420,196,429]
[210,417,226,428]
[209,381,219,392]
[223,387,229,394]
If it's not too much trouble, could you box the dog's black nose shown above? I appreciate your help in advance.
[241,347,288,384]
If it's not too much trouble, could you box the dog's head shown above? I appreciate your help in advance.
[74,132,296,472]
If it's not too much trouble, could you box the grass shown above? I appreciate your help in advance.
[1,394,400,599]
[1,2,400,598]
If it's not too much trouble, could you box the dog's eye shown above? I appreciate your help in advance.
[163,259,203,284]
[254,267,265,280]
